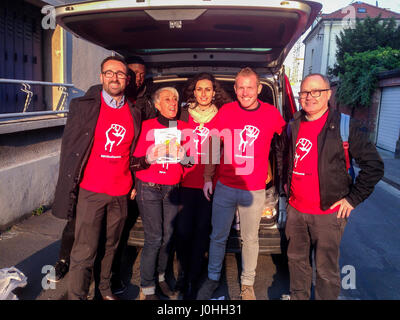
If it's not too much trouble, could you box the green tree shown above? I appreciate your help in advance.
[336,47,400,108]
[331,15,400,76]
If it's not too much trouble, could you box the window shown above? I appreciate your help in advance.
[357,8,367,13]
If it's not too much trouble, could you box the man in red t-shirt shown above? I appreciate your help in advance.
[285,73,383,300]
[197,68,286,300]
[53,56,142,300]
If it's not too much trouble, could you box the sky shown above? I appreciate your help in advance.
[318,0,400,14]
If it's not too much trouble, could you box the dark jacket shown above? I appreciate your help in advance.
[52,85,142,220]
[131,79,158,120]
[287,109,384,210]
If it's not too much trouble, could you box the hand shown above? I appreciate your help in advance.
[330,198,354,218]
[146,143,167,164]
[203,181,213,201]
[168,138,185,162]
[130,189,137,200]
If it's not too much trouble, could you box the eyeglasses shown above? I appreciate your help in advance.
[298,89,330,99]
[102,70,128,79]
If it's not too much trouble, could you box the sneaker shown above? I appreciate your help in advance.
[48,259,69,283]
[196,278,219,300]
[111,279,126,295]
[280,294,291,300]
[158,281,178,300]
[240,285,256,300]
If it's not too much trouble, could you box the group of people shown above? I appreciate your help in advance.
[51,54,384,301]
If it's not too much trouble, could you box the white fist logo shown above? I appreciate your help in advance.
[193,126,210,153]
[105,124,126,153]
[238,125,260,153]
[294,138,312,167]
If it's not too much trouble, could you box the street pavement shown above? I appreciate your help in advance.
[0,148,398,300]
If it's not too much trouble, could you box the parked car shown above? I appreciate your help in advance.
[55,0,322,254]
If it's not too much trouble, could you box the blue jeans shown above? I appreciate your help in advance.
[208,181,265,286]
[136,178,180,291]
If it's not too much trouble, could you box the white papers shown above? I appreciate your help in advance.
[154,127,182,163]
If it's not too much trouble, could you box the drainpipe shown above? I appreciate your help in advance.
[326,20,333,75]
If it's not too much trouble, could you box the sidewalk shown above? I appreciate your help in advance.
[377,147,400,190]
[0,147,398,300]
[0,210,67,300]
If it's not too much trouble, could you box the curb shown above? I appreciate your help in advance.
[381,176,400,191]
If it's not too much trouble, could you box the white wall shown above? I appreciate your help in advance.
[303,25,324,77]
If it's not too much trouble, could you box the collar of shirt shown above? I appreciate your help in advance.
[102,89,125,109]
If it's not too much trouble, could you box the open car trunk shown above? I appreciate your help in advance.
[56,0,321,72]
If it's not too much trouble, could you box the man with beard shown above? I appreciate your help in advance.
[126,55,157,120]
[52,55,141,300]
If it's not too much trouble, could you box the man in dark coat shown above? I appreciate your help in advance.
[125,55,157,120]
[52,55,141,300]
[285,73,384,300]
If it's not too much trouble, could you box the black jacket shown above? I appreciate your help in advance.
[286,109,384,210]
[52,85,142,220]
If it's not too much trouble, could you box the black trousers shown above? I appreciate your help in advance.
[285,204,347,300]
[68,188,128,299]
[175,187,212,289]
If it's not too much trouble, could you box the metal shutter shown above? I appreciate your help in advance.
[377,86,400,152]
[0,0,43,114]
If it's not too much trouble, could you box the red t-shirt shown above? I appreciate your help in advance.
[289,111,338,214]
[214,100,286,191]
[133,118,189,185]
[80,95,134,196]
[182,114,219,189]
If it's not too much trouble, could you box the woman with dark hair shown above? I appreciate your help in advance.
[176,73,232,299]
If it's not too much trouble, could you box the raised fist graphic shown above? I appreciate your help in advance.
[193,126,210,153]
[105,124,126,153]
[294,138,312,167]
[238,125,260,153]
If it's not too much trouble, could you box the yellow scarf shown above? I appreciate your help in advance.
[188,103,218,126]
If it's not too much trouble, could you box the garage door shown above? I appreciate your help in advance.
[377,86,400,152]
[0,0,43,114]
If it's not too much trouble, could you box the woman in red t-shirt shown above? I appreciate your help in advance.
[131,87,190,300]
[175,73,232,299]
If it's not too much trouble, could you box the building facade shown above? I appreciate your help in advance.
[0,0,113,229]
[302,1,400,78]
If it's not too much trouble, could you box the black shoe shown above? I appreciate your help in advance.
[48,259,69,283]
[158,281,178,300]
[111,279,126,295]
[183,282,197,300]
[196,278,219,300]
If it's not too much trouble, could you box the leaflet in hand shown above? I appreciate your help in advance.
[154,127,182,163]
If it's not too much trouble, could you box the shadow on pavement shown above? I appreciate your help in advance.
[14,240,61,300]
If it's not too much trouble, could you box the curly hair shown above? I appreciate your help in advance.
[183,73,232,109]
